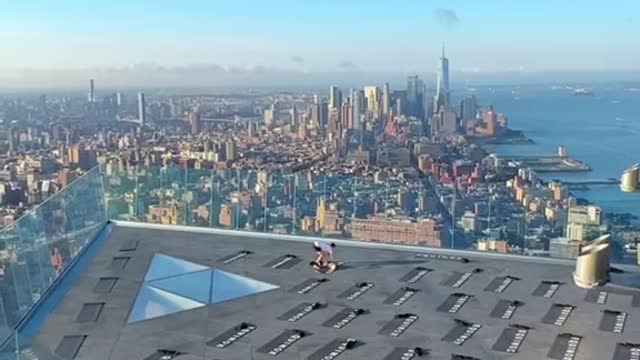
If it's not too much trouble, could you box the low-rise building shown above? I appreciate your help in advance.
[549,237,584,259]
[477,239,509,253]
[348,215,446,247]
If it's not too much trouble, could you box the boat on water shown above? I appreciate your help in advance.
[574,88,594,96]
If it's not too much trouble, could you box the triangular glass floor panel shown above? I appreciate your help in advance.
[210,269,279,304]
[147,269,213,303]
[144,253,209,281]
[128,285,206,323]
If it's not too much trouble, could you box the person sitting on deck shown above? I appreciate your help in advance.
[311,241,336,268]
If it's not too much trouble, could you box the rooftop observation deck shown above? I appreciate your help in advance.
[0,166,638,360]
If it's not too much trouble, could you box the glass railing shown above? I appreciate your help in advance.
[103,163,639,265]
[102,164,447,246]
[0,166,107,359]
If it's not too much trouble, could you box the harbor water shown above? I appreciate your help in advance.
[473,83,640,216]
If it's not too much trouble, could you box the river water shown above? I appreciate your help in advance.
[470,83,640,216]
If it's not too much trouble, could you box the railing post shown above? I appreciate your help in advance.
[184,166,189,226]
[134,164,139,221]
[263,176,269,233]
[209,169,214,228]
[292,174,297,235]
[235,170,240,230]
[99,165,108,220]
[14,330,19,360]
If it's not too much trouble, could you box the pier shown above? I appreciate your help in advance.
[498,154,561,161]
[562,179,620,186]
[492,154,591,173]
[492,146,591,173]
[559,179,621,190]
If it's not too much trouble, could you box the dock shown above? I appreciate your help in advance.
[493,154,591,173]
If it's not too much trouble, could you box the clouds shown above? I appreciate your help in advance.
[434,8,460,27]
[338,60,358,71]
[290,55,304,64]
[0,63,301,89]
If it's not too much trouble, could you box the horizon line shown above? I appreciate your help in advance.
[2,67,640,74]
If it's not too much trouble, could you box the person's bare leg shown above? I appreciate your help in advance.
[315,253,325,267]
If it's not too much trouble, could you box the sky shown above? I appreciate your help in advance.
[1,0,639,88]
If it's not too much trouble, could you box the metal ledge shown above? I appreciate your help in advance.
[110,220,607,269]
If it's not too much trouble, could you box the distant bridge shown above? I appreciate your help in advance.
[116,118,143,125]
[562,179,620,186]
[540,178,621,190]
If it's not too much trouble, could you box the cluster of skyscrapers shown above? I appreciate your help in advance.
[87,79,146,126]
[264,46,455,144]
[85,47,458,145]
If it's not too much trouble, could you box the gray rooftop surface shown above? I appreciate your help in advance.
[30,223,640,360]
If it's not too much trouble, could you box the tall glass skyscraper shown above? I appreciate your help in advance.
[137,92,146,125]
[406,75,423,119]
[382,83,391,115]
[352,90,364,130]
[434,44,450,112]
[329,85,341,110]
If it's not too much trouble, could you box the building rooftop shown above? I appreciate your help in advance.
[28,222,640,360]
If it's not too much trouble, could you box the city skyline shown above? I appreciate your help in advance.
[3,67,640,92]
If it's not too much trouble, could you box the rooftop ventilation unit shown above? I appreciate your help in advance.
[573,234,610,289]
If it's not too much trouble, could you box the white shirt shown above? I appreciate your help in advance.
[315,242,333,256]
